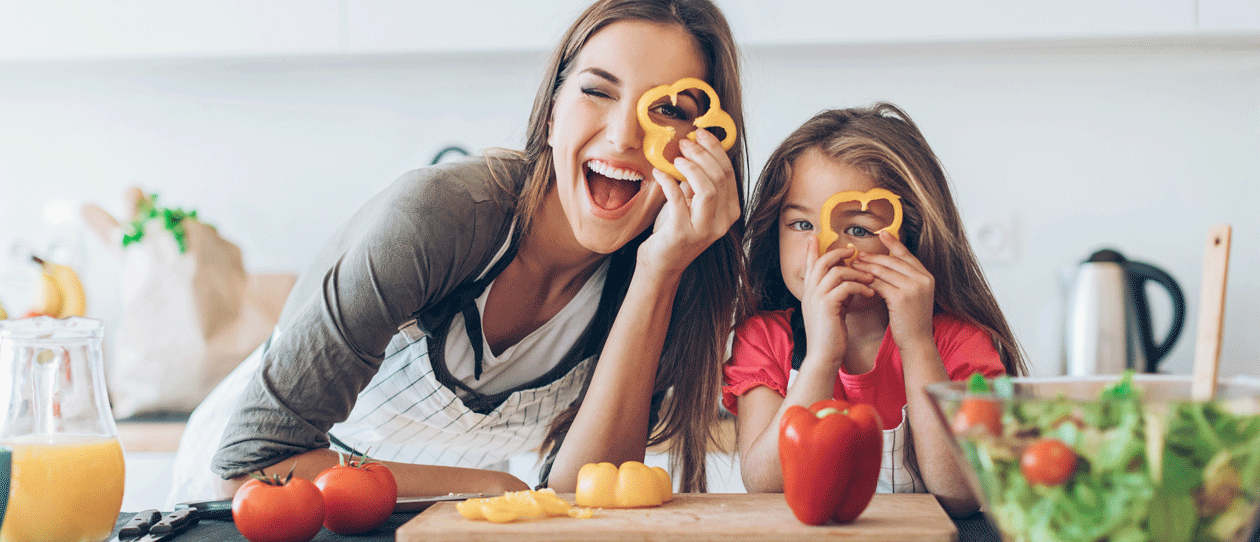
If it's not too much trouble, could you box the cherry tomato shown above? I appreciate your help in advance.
[952,398,1003,436]
[314,456,398,534]
[1021,438,1077,486]
[232,471,325,542]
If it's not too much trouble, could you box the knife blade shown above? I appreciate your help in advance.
[393,493,491,512]
[173,492,491,520]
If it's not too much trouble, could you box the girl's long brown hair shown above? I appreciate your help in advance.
[491,0,748,492]
[742,103,1026,376]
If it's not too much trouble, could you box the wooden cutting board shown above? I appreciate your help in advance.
[396,493,957,542]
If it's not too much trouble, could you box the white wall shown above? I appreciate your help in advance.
[3,15,1259,384]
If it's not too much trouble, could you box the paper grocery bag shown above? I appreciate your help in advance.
[82,189,294,418]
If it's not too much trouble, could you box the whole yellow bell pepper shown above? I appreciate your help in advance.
[575,461,673,508]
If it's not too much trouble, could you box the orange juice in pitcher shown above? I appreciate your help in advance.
[1,435,125,542]
[1,318,125,542]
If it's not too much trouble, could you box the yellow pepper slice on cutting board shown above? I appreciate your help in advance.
[636,77,737,181]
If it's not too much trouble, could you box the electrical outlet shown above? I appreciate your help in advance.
[968,215,1018,263]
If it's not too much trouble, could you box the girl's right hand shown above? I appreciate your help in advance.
[799,238,875,370]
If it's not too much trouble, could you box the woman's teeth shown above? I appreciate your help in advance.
[586,160,643,182]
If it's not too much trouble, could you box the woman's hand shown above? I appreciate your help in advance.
[800,239,875,370]
[638,128,740,278]
[852,231,936,352]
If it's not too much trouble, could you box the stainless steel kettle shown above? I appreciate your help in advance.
[1064,248,1186,376]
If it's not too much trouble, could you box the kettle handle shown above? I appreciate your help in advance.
[1124,261,1186,372]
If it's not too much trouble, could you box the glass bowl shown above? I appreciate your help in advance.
[926,373,1260,542]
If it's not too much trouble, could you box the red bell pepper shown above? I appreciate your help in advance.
[778,398,883,525]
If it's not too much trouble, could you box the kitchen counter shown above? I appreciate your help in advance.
[112,495,1005,542]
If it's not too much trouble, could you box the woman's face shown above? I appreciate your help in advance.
[778,148,894,304]
[547,20,707,255]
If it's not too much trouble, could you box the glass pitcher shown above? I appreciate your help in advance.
[0,317,125,542]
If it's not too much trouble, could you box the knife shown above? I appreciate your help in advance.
[109,509,197,542]
[110,509,162,542]
[135,509,199,542]
[174,492,490,520]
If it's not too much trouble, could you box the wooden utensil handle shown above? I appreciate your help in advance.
[1191,224,1231,401]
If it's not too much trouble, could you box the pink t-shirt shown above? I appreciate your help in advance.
[722,309,1006,428]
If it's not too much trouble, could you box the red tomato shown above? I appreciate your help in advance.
[952,398,1003,436]
[314,458,398,534]
[1021,438,1077,486]
[232,472,325,542]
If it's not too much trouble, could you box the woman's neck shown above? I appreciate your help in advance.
[517,189,607,290]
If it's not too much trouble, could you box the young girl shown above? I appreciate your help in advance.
[168,0,747,505]
[723,103,1024,517]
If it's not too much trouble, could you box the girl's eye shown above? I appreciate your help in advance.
[788,220,814,232]
[843,225,873,237]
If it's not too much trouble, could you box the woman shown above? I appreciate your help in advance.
[167,0,747,505]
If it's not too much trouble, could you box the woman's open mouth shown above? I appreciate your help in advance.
[585,159,644,216]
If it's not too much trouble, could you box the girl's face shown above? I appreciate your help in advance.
[547,20,707,255]
[778,148,893,303]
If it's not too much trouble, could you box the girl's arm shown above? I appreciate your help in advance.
[218,449,528,498]
[736,241,874,492]
[853,231,979,517]
[546,129,741,491]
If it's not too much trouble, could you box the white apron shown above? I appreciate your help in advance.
[165,330,593,507]
[327,328,594,469]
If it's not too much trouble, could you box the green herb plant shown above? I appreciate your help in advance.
[120,193,201,253]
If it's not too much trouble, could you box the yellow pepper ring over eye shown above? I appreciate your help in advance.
[636,77,737,181]
[818,188,904,257]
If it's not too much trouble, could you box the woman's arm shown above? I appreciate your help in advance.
[546,130,740,491]
[211,163,524,487]
[217,449,528,499]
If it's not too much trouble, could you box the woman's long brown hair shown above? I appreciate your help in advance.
[742,104,1026,376]
[491,0,748,492]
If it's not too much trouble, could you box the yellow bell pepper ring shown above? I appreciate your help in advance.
[455,488,593,523]
[636,77,737,181]
[575,461,673,508]
[817,187,904,259]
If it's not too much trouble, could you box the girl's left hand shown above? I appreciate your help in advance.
[638,128,740,278]
[852,230,936,349]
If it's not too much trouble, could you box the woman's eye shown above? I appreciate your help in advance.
[581,86,612,99]
[652,103,689,121]
[788,220,814,232]
[843,225,873,237]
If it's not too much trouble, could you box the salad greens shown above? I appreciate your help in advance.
[121,193,201,254]
[959,371,1260,542]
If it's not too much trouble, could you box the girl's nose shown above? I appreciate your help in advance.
[606,102,643,153]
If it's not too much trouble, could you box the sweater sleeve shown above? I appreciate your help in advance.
[211,157,522,479]
[722,311,794,416]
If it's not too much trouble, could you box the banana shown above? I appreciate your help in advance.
[31,267,64,317]
[32,256,86,318]
[0,299,8,320]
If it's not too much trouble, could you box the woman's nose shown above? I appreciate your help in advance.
[606,101,642,152]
